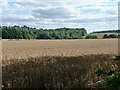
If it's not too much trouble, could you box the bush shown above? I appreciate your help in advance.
[95,55,120,89]
[103,34,109,38]
[85,35,98,39]
[108,34,118,38]
[104,73,120,87]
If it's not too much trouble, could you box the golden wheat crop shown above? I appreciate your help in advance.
[2,39,119,89]
[2,54,120,89]
[2,39,118,61]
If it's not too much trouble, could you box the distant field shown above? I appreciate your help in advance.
[2,39,118,61]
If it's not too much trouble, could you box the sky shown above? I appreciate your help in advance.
[0,0,119,32]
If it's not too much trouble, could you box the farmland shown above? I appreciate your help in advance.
[2,39,120,89]
[2,39,118,61]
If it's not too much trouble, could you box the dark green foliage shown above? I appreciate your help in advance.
[118,34,120,38]
[108,34,118,38]
[95,70,120,89]
[95,69,115,76]
[95,56,120,89]
[103,34,109,38]
[112,56,120,60]
[106,70,115,76]
[95,69,104,76]
[104,73,120,87]
[92,30,120,33]
[85,34,98,39]
[1,26,87,39]
[102,34,118,39]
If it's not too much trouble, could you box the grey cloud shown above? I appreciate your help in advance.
[2,17,36,23]
[64,16,117,23]
[105,9,117,15]
[32,7,72,19]
[79,5,117,15]
[16,2,52,9]
[81,8,102,13]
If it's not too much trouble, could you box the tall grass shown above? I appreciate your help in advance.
[2,54,120,89]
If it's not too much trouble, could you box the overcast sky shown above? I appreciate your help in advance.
[0,0,119,32]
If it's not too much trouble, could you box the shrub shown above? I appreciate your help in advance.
[108,34,118,38]
[85,34,98,39]
[103,34,109,38]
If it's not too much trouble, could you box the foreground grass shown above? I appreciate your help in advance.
[2,54,120,89]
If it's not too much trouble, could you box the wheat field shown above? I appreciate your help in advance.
[2,39,120,89]
[2,39,118,60]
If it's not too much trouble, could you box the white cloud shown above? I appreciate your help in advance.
[16,0,119,4]
[80,5,118,15]
[1,0,8,8]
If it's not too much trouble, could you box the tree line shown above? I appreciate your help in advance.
[91,30,120,33]
[85,34,120,39]
[103,34,120,38]
[1,25,87,39]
